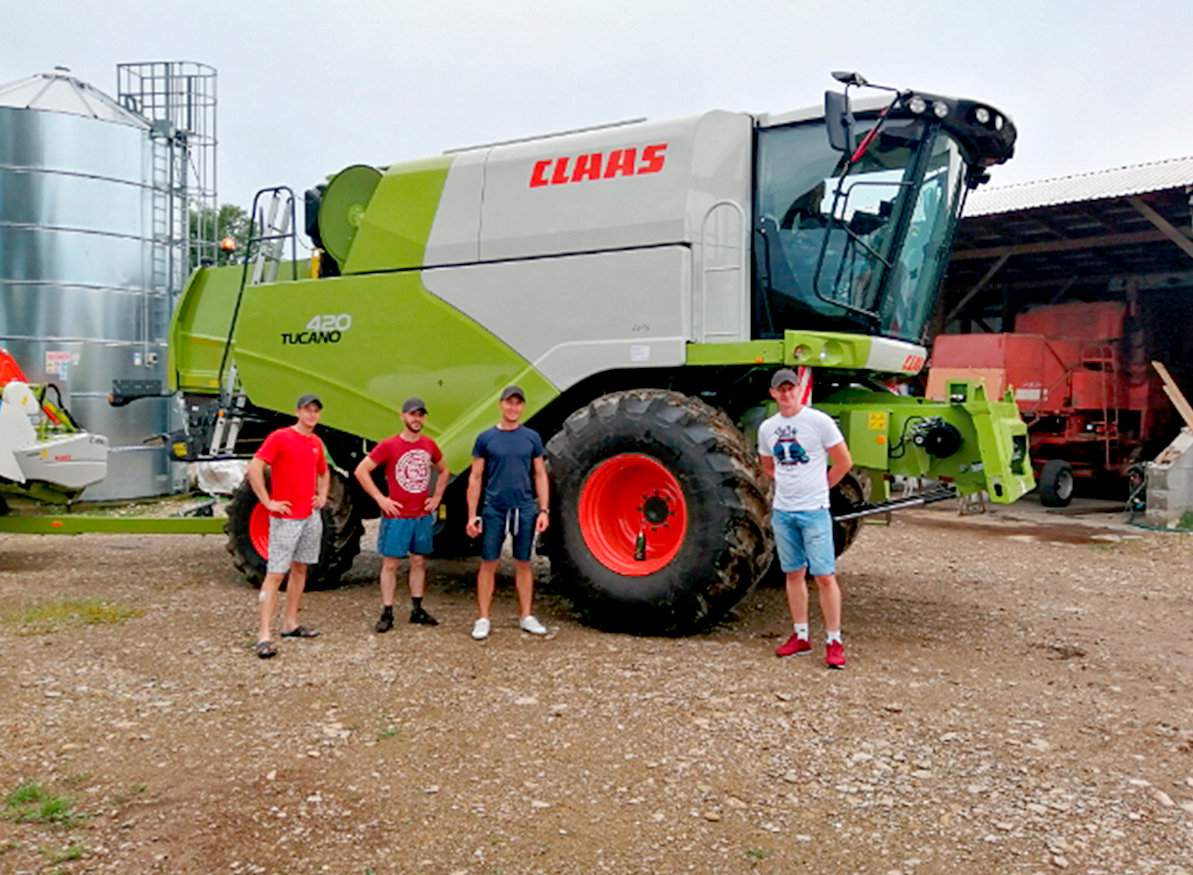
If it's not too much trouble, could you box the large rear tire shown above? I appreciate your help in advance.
[224,471,364,587]
[545,389,771,635]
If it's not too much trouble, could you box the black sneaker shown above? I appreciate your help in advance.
[374,611,394,634]
[409,606,439,626]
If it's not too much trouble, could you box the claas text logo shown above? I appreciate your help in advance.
[529,143,667,188]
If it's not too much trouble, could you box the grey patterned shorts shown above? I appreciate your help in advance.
[267,513,323,573]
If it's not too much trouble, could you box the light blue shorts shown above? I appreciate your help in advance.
[378,514,434,558]
[771,508,836,576]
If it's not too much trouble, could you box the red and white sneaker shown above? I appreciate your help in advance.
[825,640,846,669]
[775,633,812,658]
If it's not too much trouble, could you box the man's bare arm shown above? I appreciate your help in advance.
[465,457,485,537]
[247,457,290,515]
[427,457,450,512]
[759,455,775,479]
[826,442,853,489]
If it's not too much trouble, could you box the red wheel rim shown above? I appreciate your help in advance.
[578,453,688,576]
[249,503,271,559]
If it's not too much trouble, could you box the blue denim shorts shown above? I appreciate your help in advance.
[481,504,537,562]
[378,514,434,558]
[771,508,836,576]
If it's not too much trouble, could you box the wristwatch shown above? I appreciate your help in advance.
[537,507,549,515]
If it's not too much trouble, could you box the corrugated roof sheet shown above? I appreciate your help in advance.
[966,155,1193,217]
[0,72,148,128]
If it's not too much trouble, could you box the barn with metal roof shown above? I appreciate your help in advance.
[939,155,1193,403]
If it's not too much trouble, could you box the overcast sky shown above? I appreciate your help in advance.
[6,0,1192,212]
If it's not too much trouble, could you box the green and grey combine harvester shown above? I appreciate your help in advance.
[119,72,1032,634]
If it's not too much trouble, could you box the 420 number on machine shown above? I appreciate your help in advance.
[280,314,353,346]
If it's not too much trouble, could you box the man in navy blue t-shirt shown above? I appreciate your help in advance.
[465,385,551,641]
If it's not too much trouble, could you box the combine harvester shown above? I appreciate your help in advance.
[124,72,1033,633]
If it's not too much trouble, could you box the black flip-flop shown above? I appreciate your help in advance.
[255,640,277,659]
[280,625,320,639]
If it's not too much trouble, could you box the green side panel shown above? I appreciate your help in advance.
[0,515,225,535]
[818,381,1034,504]
[169,261,310,393]
[229,272,558,474]
[840,409,891,469]
[341,156,454,274]
[784,330,873,369]
[685,332,875,369]
[686,340,784,365]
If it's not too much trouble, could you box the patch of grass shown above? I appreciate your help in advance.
[377,725,398,741]
[1178,511,1193,531]
[59,773,92,789]
[744,848,769,862]
[0,599,144,636]
[41,842,86,864]
[3,782,80,825]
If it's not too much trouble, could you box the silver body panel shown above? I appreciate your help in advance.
[425,247,691,389]
[422,111,751,381]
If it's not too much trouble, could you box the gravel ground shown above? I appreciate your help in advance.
[1,505,1192,874]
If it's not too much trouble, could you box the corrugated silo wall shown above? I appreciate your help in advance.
[0,106,179,500]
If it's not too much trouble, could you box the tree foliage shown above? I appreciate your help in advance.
[190,204,250,268]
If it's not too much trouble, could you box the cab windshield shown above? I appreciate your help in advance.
[753,120,965,342]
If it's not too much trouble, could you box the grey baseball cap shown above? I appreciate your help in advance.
[296,393,323,409]
[770,368,799,389]
[500,384,526,401]
[401,396,428,414]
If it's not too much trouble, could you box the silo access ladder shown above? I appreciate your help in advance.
[208,186,299,457]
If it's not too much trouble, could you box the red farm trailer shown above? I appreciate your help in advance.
[926,301,1173,506]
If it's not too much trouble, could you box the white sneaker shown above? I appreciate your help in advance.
[519,615,548,636]
[471,617,491,640]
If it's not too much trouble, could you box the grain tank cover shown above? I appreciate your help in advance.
[473,111,751,261]
[0,71,148,127]
[339,111,752,273]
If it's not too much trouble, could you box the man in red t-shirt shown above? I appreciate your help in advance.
[353,396,449,632]
[246,394,330,658]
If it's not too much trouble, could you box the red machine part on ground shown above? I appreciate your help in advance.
[927,302,1172,506]
[0,348,29,387]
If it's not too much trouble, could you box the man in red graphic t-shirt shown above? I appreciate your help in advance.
[353,396,449,633]
[246,394,330,659]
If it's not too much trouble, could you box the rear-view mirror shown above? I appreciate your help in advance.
[825,90,854,154]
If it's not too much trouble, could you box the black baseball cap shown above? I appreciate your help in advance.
[401,396,428,414]
[500,385,526,401]
[770,368,799,389]
[296,393,323,409]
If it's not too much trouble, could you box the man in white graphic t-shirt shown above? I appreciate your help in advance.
[758,368,853,669]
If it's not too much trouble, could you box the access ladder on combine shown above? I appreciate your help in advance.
[208,186,299,457]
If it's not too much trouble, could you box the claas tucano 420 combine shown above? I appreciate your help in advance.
[158,73,1034,634]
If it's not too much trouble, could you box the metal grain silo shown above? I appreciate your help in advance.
[0,66,214,500]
